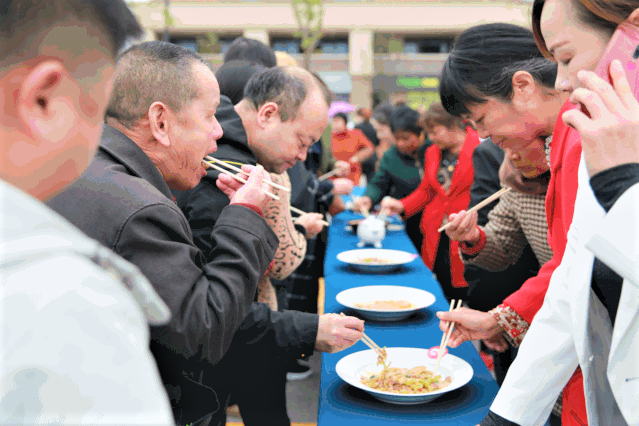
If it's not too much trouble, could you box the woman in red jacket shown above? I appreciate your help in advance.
[381,103,480,302]
[434,23,583,425]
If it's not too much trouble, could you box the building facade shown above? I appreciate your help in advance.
[129,0,532,109]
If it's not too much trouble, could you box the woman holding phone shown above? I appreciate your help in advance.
[473,1,639,425]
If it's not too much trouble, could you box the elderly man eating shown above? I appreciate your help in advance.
[48,40,278,426]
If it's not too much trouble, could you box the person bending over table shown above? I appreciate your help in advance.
[174,67,365,426]
[380,103,481,302]
[353,103,430,252]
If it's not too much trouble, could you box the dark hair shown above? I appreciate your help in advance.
[0,0,142,65]
[371,102,395,127]
[216,60,266,105]
[243,66,330,122]
[421,102,465,132]
[389,105,423,135]
[532,0,632,59]
[439,23,557,117]
[332,112,348,124]
[223,36,277,68]
[106,41,207,128]
[356,107,373,122]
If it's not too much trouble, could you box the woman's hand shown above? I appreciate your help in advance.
[353,195,373,213]
[562,59,639,177]
[445,210,480,245]
[379,197,404,217]
[436,307,504,349]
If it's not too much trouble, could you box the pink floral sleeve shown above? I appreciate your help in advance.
[488,303,530,347]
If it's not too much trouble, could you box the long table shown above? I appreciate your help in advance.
[318,208,499,425]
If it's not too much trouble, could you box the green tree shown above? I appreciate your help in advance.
[291,0,324,70]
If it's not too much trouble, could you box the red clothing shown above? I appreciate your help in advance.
[401,128,481,289]
[498,100,585,425]
[331,128,374,184]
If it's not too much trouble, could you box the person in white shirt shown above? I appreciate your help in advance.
[0,1,174,424]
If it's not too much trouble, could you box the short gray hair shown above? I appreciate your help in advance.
[106,41,206,128]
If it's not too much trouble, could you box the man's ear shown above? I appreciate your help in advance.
[256,102,280,129]
[148,102,172,148]
[18,60,77,144]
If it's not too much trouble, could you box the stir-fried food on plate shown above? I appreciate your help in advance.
[360,347,452,394]
[354,300,414,310]
[355,257,392,264]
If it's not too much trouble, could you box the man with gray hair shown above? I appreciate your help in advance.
[48,41,279,426]
[174,66,365,425]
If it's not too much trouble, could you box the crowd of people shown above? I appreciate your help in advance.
[1,0,638,425]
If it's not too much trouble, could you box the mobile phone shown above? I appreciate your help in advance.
[582,21,639,117]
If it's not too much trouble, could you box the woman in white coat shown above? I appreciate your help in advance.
[472,0,639,425]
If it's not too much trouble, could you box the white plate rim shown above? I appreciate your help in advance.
[336,248,417,266]
[335,347,474,399]
[336,285,436,313]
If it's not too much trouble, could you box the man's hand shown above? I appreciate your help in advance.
[445,210,480,245]
[217,164,271,211]
[315,313,365,354]
[294,213,326,239]
[334,160,351,178]
[332,178,353,195]
[379,197,404,217]
[436,307,504,349]
[353,196,373,214]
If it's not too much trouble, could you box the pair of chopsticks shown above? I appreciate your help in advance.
[433,299,463,376]
[318,167,341,181]
[437,187,512,233]
[203,156,329,225]
[340,312,386,360]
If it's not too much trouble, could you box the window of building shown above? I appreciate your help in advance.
[170,35,198,52]
[272,36,348,54]
[403,37,453,54]
[272,38,302,54]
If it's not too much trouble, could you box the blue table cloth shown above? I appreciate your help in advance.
[318,208,499,425]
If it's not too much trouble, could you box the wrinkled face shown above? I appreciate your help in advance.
[540,0,611,94]
[331,116,347,134]
[255,89,329,174]
[371,119,394,144]
[393,130,422,155]
[165,62,223,190]
[501,137,550,178]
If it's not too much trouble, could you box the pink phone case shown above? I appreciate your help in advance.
[582,22,639,116]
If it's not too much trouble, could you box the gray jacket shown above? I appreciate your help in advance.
[47,125,278,425]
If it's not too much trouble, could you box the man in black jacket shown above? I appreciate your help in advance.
[48,41,279,426]
[174,66,365,425]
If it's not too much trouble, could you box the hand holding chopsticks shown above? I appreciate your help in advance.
[340,312,386,360]
[433,299,463,376]
[203,159,281,201]
[205,156,289,192]
[437,187,511,233]
[289,206,330,227]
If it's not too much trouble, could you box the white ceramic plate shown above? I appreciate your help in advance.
[336,347,474,405]
[336,248,418,273]
[336,285,435,321]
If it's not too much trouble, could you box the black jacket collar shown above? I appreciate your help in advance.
[99,124,174,201]
[212,96,258,166]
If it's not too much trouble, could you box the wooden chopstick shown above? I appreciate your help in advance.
[437,187,512,232]
[433,299,463,376]
[289,206,330,227]
[317,168,341,181]
[205,156,290,193]
[340,312,386,359]
[437,301,455,353]
[203,160,280,201]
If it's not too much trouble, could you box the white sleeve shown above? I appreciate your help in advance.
[0,254,174,425]
[489,215,580,425]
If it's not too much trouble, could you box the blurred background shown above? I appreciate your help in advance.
[126,0,533,111]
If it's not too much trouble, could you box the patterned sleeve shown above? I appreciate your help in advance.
[462,191,527,271]
[262,172,307,281]
[488,303,529,347]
